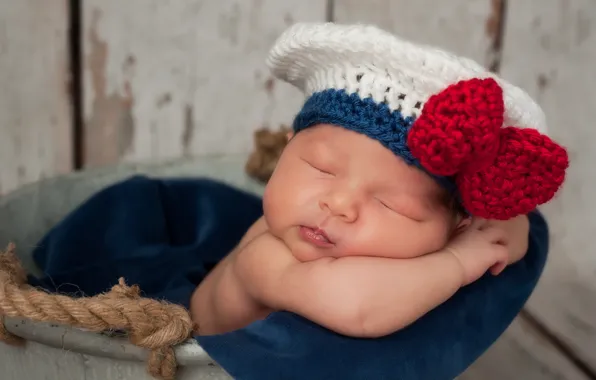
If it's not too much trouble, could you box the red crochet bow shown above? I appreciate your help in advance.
[406,78,569,220]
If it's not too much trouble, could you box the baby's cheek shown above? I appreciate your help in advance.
[375,222,447,259]
[262,182,301,237]
[338,223,403,258]
[262,184,281,221]
[416,221,453,253]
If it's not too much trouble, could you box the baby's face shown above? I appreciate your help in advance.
[262,124,461,262]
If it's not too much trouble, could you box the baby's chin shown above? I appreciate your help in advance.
[286,240,424,262]
[286,241,335,262]
[270,224,435,261]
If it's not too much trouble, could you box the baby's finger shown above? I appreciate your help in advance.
[489,261,507,275]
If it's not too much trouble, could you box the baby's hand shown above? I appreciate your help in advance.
[445,218,509,286]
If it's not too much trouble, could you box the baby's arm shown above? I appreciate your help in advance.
[235,220,509,338]
[236,234,464,337]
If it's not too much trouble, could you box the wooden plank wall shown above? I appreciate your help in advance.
[1,0,595,378]
[0,0,73,195]
[501,0,596,375]
[81,0,325,168]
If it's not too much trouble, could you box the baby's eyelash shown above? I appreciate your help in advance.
[376,198,395,211]
[302,158,333,175]
[376,197,425,222]
[315,166,333,175]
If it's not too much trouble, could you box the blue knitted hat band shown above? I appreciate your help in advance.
[292,88,457,193]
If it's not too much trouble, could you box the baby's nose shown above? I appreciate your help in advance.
[320,191,359,222]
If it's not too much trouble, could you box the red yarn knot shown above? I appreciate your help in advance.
[457,127,569,220]
[407,78,504,176]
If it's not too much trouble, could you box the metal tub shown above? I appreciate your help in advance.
[0,155,263,380]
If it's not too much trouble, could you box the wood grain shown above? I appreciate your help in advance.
[333,0,499,68]
[0,0,73,194]
[81,0,326,168]
[499,0,596,373]
[459,317,590,380]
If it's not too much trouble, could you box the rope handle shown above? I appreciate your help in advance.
[0,243,193,380]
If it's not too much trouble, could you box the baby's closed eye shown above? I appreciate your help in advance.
[301,158,335,176]
[375,197,426,222]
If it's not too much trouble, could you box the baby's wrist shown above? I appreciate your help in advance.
[441,248,467,287]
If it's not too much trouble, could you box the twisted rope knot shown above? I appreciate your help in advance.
[0,243,193,380]
[0,243,27,285]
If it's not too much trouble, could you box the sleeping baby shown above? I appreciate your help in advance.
[190,23,568,338]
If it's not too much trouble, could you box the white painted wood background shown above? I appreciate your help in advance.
[0,0,73,195]
[81,0,324,167]
[1,0,594,378]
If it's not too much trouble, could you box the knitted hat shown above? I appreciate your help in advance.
[266,22,569,220]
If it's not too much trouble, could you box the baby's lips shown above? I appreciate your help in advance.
[313,228,334,244]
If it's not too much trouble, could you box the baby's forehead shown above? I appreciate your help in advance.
[298,124,381,153]
[297,126,443,197]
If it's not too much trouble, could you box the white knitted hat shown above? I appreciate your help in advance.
[267,22,547,134]
[266,22,568,220]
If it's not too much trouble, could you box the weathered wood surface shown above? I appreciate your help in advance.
[334,0,502,69]
[460,317,590,380]
[0,0,73,195]
[82,0,326,168]
[499,0,596,373]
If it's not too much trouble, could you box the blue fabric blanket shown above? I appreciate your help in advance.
[27,176,549,380]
